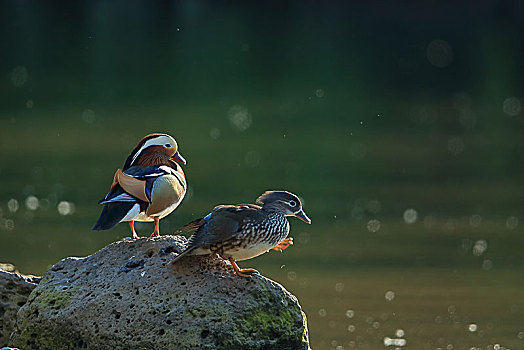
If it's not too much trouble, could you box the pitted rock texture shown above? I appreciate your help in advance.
[0,265,39,346]
[10,235,309,350]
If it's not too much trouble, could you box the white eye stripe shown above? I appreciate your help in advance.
[278,199,298,207]
[131,135,177,165]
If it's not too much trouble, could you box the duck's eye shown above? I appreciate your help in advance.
[289,200,297,207]
[164,144,172,148]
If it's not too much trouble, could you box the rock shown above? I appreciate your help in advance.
[10,236,310,349]
[0,264,40,346]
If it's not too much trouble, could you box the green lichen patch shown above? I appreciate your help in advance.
[32,286,76,311]
[226,304,307,349]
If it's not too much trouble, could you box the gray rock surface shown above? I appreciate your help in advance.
[0,264,39,346]
[10,235,309,349]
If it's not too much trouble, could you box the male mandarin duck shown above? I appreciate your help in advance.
[92,133,187,239]
[171,190,311,277]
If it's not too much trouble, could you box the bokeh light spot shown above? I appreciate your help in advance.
[367,219,381,233]
[7,199,19,213]
[57,201,76,216]
[427,40,454,67]
[227,105,252,131]
[505,216,518,230]
[403,208,418,224]
[25,196,39,210]
[82,109,96,123]
[11,66,29,87]
[502,97,521,117]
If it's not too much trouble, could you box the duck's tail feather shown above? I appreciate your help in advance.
[92,202,136,230]
[169,246,197,264]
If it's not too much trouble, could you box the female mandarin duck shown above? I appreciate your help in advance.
[171,191,311,277]
[92,133,187,239]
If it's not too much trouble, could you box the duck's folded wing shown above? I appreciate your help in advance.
[99,166,171,204]
[186,205,262,248]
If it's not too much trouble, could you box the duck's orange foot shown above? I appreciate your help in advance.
[272,237,293,252]
[228,258,259,277]
[130,221,139,240]
[150,217,160,237]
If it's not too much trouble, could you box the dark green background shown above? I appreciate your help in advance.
[1,2,523,348]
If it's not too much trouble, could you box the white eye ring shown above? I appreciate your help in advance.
[164,144,172,148]
[289,200,297,207]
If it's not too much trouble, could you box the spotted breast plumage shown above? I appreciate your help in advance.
[171,190,311,277]
[92,133,187,239]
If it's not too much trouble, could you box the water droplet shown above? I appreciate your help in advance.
[345,309,355,318]
[367,219,381,233]
[472,240,487,256]
[347,325,356,332]
[57,201,75,215]
[385,290,395,301]
[503,96,521,117]
[318,308,327,317]
[403,208,418,224]
[506,216,518,230]
[395,329,405,337]
[468,323,478,332]
[427,39,454,67]
[383,336,407,347]
[82,109,96,123]
[7,199,19,213]
[315,89,325,98]
[227,105,252,131]
[287,271,297,281]
[11,66,28,87]
[448,137,464,155]
[334,282,344,292]
[5,219,15,231]
[25,196,39,210]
